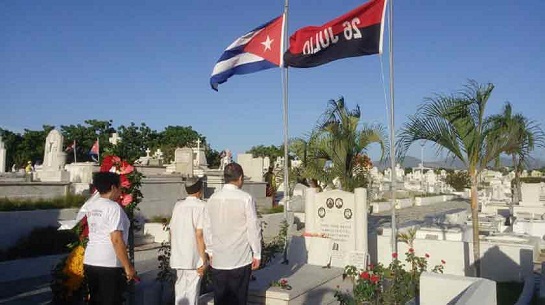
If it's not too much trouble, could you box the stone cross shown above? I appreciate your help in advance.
[108,133,122,145]
[145,148,151,157]
[154,148,163,160]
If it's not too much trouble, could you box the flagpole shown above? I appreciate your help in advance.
[281,0,290,264]
[97,137,100,164]
[388,0,398,256]
[74,140,77,163]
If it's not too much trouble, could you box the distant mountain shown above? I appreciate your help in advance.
[374,156,545,170]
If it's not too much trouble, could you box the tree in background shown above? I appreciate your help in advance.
[445,171,471,191]
[397,80,506,277]
[61,120,115,163]
[1,121,224,169]
[247,144,283,160]
[486,102,545,204]
[0,128,23,171]
[304,97,387,192]
[110,123,159,163]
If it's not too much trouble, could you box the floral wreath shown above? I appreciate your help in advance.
[51,155,143,304]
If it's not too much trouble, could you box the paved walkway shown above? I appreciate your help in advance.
[0,245,160,305]
[368,199,470,231]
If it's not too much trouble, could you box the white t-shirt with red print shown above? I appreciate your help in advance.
[83,197,130,268]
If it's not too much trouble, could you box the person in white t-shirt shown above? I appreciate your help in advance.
[83,172,136,305]
[206,163,261,305]
[169,177,208,305]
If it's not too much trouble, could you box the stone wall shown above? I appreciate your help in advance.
[0,208,78,250]
[138,176,187,219]
[0,181,70,199]
[373,234,537,282]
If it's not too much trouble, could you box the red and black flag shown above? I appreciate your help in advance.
[284,0,387,68]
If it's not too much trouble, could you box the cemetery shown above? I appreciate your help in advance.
[1,2,544,304]
[1,127,545,305]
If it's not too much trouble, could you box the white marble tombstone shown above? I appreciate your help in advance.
[37,130,69,181]
[237,153,264,182]
[304,188,368,269]
[174,147,193,176]
[0,136,5,173]
[263,156,271,171]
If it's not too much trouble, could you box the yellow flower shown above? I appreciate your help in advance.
[62,245,85,294]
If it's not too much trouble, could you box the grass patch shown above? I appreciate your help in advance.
[0,194,88,211]
[0,226,77,262]
[148,215,170,224]
[263,205,284,214]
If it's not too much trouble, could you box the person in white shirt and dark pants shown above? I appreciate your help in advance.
[169,177,208,305]
[83,172,136,305]
[206,163,262,305]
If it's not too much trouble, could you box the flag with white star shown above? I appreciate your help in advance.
[210,15,284,91]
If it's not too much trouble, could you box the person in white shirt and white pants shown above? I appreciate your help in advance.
[206,163,262,305]
[169,177,208,305]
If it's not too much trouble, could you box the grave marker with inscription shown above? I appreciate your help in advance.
[304,188,368,268]
[174,147,193,176]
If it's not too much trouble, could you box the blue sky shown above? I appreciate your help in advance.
[1,0,544,161]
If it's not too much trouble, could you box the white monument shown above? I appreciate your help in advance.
[237,153,264,182]
[219,149,232,170]
[0,136,5,173]
[174,147,193,176]
[304,188,368,269]
[192,139,208,168]
[36,130,70,182]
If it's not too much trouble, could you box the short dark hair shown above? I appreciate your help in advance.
[224,163,244,183]
[185,177,203,195]
[93,172,120,194]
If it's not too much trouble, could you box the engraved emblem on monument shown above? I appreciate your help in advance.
[344,208,353,220]
[335,198,343,209]
[318,207,326,218]
[326,198,334,209]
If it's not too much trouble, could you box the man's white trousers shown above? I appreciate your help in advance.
[175,269,202,305]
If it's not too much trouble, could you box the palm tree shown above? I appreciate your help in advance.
[487,102,545,205]
[304,97,387,192]
[397,80,505,277]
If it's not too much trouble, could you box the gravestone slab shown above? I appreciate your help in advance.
[0,137,5,173]
[174,147,193,176]
[305,188,368,268]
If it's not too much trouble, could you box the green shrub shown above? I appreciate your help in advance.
[445,171,471,191]
[148,215,170,223]
[266,205,284,214]
[0,226,78,262]
[0,194,88,211]
[519,177,545,184]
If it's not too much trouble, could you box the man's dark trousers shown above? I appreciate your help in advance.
[211,264,252,305]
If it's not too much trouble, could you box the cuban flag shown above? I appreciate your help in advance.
[89,140,99,162]
[210,15,284,91]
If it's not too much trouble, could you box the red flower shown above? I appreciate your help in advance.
[368,263,374,270]
[441,260,446,264]
[392,252,398,259]
[409,248,414,253]
[425,253,430,258]
[360,271,370,280]
[120,161,134,175]
[120,194,133,207]
[100,155,121,172]
[370,274,380,283]
[79,216,89,240]
[120,175,131,188]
